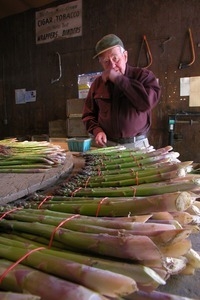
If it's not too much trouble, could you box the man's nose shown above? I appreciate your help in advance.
[109,58,117,67]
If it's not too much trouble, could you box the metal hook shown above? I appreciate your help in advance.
[159,36,173,54]
[51,52,62,84]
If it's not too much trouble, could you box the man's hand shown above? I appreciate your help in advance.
[95,132,107,147]
[101,69,121,83]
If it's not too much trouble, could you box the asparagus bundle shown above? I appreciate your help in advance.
[0,242,138,298]
[23,191,197,217]
[82,162,190,184]
[0,145,199,300]
[57,179,200,198]
[0,218,163,261]
[0,138,67,172]
[83,146,178,167]
[2,207,192,247]
[84,146,173,160]
[0,259,107,300]
[0,205,198,276]
[55,145,199,195]
[69,162,190,188]
[0,234,166,292]
[86,152,180,171]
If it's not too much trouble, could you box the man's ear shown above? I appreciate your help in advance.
[124,50,128,63]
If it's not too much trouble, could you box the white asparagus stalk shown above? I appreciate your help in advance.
[126,289,198,300]
[147,219,185,229]
[184,248,200,269]
[151,212,173,221]
[188,215,200,225]
[186,204,200,215]
[164,256,188,275]
[182,224,200,233]
[130,222,176,232]
[169,219,185,229]
[180,264,195,275]
[193,200,200,209]
[143,256,187,275]
[159,239,191,257]
[112,215,153,222]
[129,215,153,222]
[150,229,191,246]
[170,211,194,225]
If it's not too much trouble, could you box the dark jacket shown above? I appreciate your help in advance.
[82,64,161,139]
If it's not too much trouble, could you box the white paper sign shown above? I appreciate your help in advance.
[180,77,190,96]
[35,0,82,44]
[25,90,36,103]
[15,89,36,104]
[15,89,26,104]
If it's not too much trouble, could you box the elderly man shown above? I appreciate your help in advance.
[82,34,161,148]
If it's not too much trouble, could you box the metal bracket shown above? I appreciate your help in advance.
[137,35,153,68]
[179,28,195,69]
[51,52,62,84]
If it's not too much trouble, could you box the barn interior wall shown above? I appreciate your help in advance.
[0,0,200,161]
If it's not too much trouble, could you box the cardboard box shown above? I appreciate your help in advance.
[67,118,88,137]
[66,98,84,116]
[49,120,67,137]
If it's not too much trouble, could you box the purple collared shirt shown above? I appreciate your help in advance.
[82,64,161,139]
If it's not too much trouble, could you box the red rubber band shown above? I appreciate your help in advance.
[134,156,141,167]
[96,197,108,217]
[135,171,139,185]
[130,168,135,175]
[38,195,52,209]
[97,167,101,176]
[48,214,80,248]
[0,207,22,220]
[85,176,91,188]
[71,187,82,197]
[0,247,45,283]
[132,187,137,197]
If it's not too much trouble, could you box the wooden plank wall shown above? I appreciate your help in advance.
[0,0,200,161]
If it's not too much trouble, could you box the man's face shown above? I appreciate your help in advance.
[98,46,128,74]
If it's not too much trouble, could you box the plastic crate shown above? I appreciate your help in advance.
[67,138,92,152]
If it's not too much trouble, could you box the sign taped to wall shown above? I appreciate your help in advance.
[180,76,200,107]
[35,0,82,44]
[15,89,36,104]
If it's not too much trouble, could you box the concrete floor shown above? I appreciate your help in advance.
[157,233,200,300]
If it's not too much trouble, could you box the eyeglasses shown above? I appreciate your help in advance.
[99,53,124,66]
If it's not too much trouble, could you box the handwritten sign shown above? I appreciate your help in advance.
[35,0,82,44]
